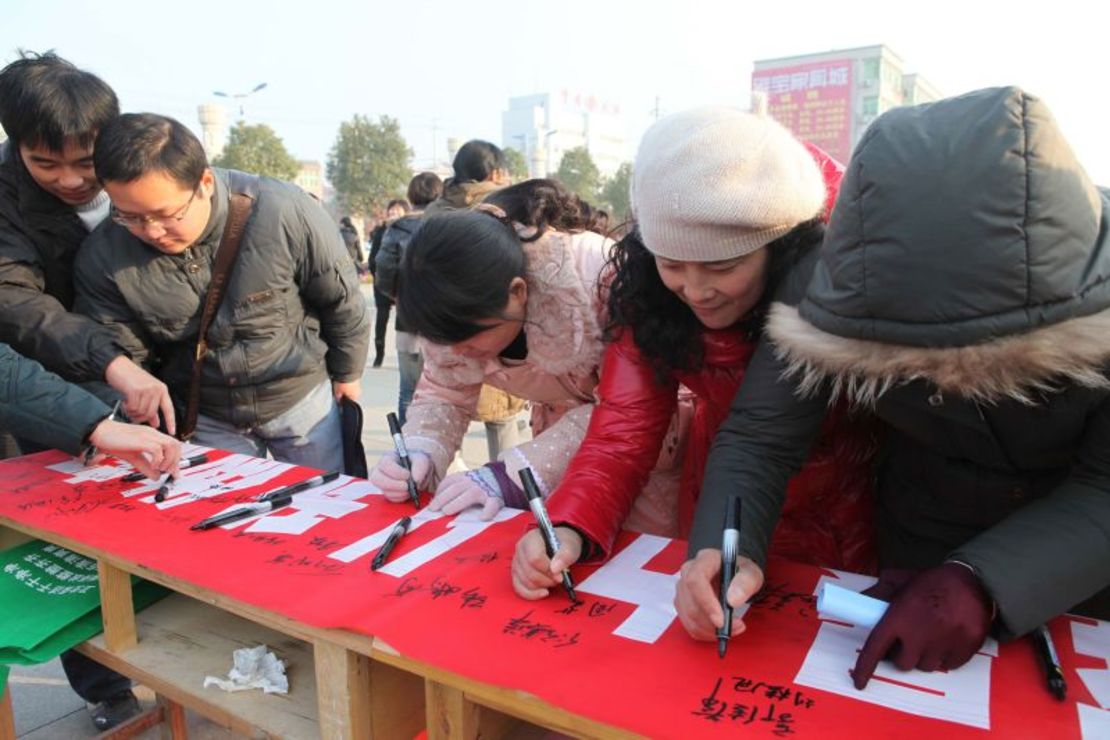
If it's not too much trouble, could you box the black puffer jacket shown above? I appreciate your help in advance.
[74,169,370,427]
[375,213,424,333]
[0,143,129,380]
[693,86,1110,638]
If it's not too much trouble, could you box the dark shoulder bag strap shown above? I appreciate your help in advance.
[178,192,254,441]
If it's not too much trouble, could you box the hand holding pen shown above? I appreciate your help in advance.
[717,496,741,658]
[386,410,424,510]
[80,411,182,482]
[519,468,579,603]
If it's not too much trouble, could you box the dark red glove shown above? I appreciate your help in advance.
[852,562,993,689]
[862,568,918,602]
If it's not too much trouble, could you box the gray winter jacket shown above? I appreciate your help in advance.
[74,169,370,427]
[0,342,111,454]
[692,87,1110,638]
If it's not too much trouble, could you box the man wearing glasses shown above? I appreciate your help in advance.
[75,113,370,471]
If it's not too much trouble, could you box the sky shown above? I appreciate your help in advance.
[3,0,1107,183]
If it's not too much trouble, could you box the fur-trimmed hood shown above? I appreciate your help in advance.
[776,86,1110,405]
[769,303,1110,405]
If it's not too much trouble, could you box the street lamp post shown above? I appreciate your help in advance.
[213,82,268,120]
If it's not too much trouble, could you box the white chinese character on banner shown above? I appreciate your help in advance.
[809,69,828,88]
[1072,621,1110,710]
[574,534,684,644]
[829,67,849,86]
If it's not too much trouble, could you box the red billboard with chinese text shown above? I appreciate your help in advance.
[753,59,854,164]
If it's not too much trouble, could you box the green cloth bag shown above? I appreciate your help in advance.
[0,540,169,698]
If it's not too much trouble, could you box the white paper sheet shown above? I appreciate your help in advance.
[575,534,683,644]
[373,508,523,577]
[1073,620,1110,709]
[1078,703,1110,739]
[47,459,128,482]
[239,477,370,534]
[795,620,992,729]
[141,455,292,507]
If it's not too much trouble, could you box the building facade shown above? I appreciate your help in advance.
[294,160,324,201]
[752,45,941,164]
[502,90,627,178]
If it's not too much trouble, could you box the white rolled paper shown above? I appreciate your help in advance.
[816,582,889,629]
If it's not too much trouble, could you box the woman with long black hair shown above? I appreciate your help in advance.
[510,105,878,599]
[369,179,629,515]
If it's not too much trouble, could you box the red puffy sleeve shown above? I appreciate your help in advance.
[547,331,678,559]
[802,141,845,220]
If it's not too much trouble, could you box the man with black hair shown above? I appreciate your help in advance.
[0,51,175,438]
[76,113,370,470]
[0,50,169,732]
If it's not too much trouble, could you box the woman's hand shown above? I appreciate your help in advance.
[369,451,431,502]
[674,548,764,641]
[511,526,583,599]
[428,469,504,519]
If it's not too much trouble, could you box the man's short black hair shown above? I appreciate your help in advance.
[0,50,119,151]
[407,172,443,207]
[94,113,208,188]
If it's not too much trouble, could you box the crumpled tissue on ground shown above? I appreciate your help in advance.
[203,644,289,695]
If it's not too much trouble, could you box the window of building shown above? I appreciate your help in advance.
[862,58,880,83]
[862,96,879,117]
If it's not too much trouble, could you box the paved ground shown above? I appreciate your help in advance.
[7,288,507,738]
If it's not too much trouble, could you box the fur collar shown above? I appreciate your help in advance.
[767,303,1110,405]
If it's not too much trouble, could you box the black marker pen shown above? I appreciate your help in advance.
[154,475,175,503]
[519,467,578,603]
[1033,625,1067,701]
[123,453,209,483]
[386,412,421,509]
[257,471,341,502]
[190,493,299,531]
[718,495,741,659]
[371,516,412,571]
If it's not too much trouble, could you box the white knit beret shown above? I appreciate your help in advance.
[631,105,825,262]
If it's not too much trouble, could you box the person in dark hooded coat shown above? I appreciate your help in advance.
[676,86,1110,689]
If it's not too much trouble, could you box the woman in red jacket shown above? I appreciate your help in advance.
[511,105,877,600]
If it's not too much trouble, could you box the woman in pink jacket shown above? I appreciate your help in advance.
[369,179,642,513]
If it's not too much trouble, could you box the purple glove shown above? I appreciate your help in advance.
[852,562,993,689]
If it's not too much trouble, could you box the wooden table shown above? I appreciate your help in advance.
[0,522,634,739]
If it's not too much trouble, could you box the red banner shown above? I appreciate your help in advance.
[0,449,1107,738]
[753,59,855,165]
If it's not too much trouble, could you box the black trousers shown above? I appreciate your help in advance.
[60,650,131,703]
[373,287,393,358]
